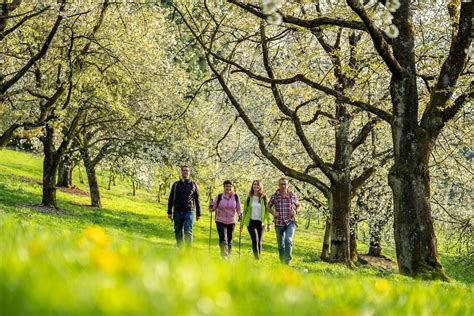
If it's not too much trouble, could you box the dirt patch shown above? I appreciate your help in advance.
[17,203,71,216]
[70,202,98,208]
[58,185,89,196]
[359,254,398,273]
[16,175,42,186]
[15,176,89,196]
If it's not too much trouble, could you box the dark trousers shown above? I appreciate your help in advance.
[216,222,235,259]
[247,219,264,259]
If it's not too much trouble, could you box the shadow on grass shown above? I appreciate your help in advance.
[0,181,175,247]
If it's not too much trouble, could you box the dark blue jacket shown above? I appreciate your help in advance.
[167,179,201,217]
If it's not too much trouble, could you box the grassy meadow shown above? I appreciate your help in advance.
[0,150,472,315]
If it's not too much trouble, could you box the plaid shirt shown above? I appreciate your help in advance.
[270,191,298,226]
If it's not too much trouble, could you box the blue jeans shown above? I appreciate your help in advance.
[173,211,194,247]
[275,221,295,265]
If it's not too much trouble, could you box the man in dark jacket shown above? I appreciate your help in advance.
[167,165,201,247]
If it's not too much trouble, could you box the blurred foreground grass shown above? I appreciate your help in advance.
[0,150,472,315]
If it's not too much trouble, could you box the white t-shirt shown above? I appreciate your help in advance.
[250,196,262,221]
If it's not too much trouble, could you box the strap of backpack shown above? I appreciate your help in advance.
[173,181,178,206]
[216,193,223,208]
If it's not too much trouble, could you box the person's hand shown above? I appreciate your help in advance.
[196,216,201,222]
[167,213,173,222]
[266,224,271,232]
[238,214,242,222]
[289,208,296,218]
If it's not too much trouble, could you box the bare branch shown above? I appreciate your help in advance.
[228,0,368,32]
[345,0,404,78]
[0,0,67,94]
[351,117,380,150]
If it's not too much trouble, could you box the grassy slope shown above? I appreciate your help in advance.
[0,150,472,315]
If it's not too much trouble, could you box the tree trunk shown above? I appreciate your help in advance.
[329,178,352,265]
[386,1,447,280]
[80,148,101,208]
[57,155,73,188]
[388,73,446,279]
[350,214,358,262]
[132,180,136,196]
[389,156,446,279]
[41,124,58,207]
[320,218,331,261]
[368,224,382,257]
[107,169,115,190]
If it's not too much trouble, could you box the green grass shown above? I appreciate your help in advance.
[0,149,472,315]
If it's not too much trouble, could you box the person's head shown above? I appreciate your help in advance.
[181,165,190,179]
[249,180,264,197]
[223,180,233,194]
[278,177,289,194]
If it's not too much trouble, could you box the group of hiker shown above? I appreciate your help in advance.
[167,165,301,265]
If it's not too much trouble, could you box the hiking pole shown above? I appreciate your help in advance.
[208,194,214,254]
[208,211,213,253]
[238,217,243,258]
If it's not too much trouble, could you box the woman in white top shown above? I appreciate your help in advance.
[241,180,272,259]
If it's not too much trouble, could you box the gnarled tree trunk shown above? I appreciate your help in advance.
[350,214,359,262]
[389,144,444,279]
[368,223,383,257]
[41,124,58,207]
[80,147,101,208]
[57,155,74,188]
[320,218,331,261]
[329,177,352,265]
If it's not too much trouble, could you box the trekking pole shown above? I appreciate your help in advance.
[238,217,243,258]
[208,196,213,254]
[208,210,213,253]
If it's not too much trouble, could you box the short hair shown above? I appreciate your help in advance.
[279,177,288,184]
[223,179,233,186]
[181,165,190,170]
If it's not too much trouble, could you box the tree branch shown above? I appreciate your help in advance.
[0,5,50,40]
[422,1,473,128]
[228,0,368,32]
[0,0,66,94]
[351,117,380,150]
[351,167,375,196]
[345,0,404,78]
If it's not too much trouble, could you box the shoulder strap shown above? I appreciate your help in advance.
[289,191,296,204]
[173,181,179,205]
[263,195,267,208]
[216,193,223,207]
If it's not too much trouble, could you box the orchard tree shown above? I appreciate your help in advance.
[175,1,393,266]
[184,0,472,279]
[0,1,67,148]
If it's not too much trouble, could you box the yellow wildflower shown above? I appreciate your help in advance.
[90,249,120,273]
[84,225,109,247]
[375,279,390,293]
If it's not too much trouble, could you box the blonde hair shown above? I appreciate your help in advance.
[249,180,265,198]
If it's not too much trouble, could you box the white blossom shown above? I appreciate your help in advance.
[386,0,401,13]
[385,24,399,39]
[262,0,283,15]
[267,13,283,26]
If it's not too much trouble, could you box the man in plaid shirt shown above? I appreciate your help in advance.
[268,177,301,265]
